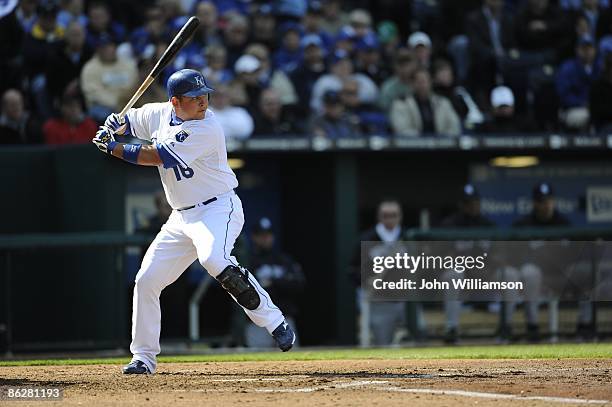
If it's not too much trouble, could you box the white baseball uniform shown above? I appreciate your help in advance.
[125,102,285,373]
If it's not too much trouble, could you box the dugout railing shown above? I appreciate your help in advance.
[0,233,153,356]
[357,227,612,347]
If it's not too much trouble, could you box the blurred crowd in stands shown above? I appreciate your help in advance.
[3,0,612,145]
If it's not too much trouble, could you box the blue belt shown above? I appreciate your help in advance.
[176,197,217,211]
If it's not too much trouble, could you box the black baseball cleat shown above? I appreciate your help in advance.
[122,360,151,375]
[272,321,296,352]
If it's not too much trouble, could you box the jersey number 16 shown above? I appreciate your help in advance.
[172,166,194,181]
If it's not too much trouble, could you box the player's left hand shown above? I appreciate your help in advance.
[92,126,116,154]
[103,113,126,133]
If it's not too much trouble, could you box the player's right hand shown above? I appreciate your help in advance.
[103,113,126,133]
[92,126,116,154]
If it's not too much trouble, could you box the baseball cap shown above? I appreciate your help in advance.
[490,86,515,108]
[234,54,261,74]
[301,34,323,48]
[377,21,398,44]
[356,32,379,51]
[336,26,356,42]
[533,182,554,201]
[280,21,303,35]
[166,69,215,98]
[253,217,273,234]
[329,49,350,65]
[578,34,595,47]
[255,3,273,15]
[408,31,432,49]
[349,9,372,26]
[307,0,323,14]
[462,183,480,201]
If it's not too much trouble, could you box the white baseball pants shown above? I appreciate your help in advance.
[129,191,285,373]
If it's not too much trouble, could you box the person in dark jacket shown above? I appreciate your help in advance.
[590,51,612,132]
[502,183,571,342]
[350,199,425,345]
[439,184,496,344]
[252,88,302,136]
[245,217,306,348]
[45,21,92,106]
[465,0,516,105]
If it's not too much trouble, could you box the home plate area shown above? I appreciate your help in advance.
[2,359,610,406]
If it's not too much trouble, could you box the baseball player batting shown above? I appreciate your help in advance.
[92,69,295,375]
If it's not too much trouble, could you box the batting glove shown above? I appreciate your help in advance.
[92,126,117,154]
[103,113,126,134]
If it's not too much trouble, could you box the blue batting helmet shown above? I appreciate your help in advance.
[166,69,214,99]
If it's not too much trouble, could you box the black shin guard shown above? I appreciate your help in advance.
[216,265,261,310]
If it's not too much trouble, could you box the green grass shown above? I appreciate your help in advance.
[1,343,611,367]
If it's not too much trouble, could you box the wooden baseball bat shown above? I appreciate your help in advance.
[118,16,200,117]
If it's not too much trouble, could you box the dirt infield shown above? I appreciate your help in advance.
[1,359,611,406]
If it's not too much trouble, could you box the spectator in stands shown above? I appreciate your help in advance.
[0,5,24,94]
[80,33,138,123]
[274,0,308,22]
[245,43,298,106]
[193,1,222,47]
[57,0,87,29]
[310,49,379,113]
[46,21,91,106]
[273,22,304,73]
[253,88,302,136]
[229,54,263,111]
[129,6,169,59]
[347,9,374,40]
[310,90,362,139]
[245,217,306,349]
[301,1,333,51]
[250,4,277,50]
[202,44,234,85]
[377,21,401,71]
[378,48,417,112]
[136,190,173,235]
[589,52,612,132]
[559,12,593,62]
[355,32,388,85]
[431,58,484,130]
[514,0,569,60]
[320,0,347,35]
[16,0,38,33]
[390,68,461,137]
[334,26,357,54]
[466,0,516,107]
[42,95,96,144]
[575,0,605,37]
[407,31,433,69]
[22,0,64,104]
[439,184,496,344]
[209,83,253,140]
[85,1,125,51]
[439,3,479,86]
[131,47,170,107]
[223,13,250,68]
[556,34,598,132]
[340,78,388,134]
[289,35,327,112]
[476,86,537,133]
[0,89,42,144]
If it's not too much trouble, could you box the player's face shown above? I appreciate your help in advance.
[175,95,208,120]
